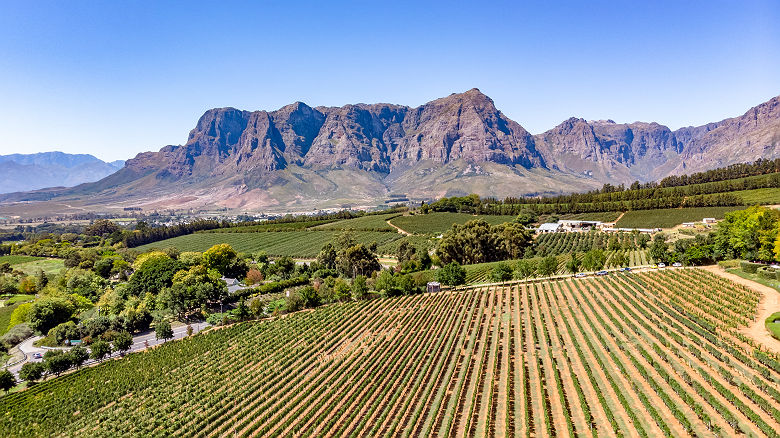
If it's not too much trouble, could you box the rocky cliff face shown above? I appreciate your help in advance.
[125,88,548,181]
[4,90,779,210]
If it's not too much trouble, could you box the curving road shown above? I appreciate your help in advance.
[6,322,209,379]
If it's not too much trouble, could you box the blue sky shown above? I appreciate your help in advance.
[1,1,778,161]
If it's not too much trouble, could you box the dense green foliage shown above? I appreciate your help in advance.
[437,220,533,264]
[714,206,780,262]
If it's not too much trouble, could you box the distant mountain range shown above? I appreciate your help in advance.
[0,89,778,211]
[0,152,123,194]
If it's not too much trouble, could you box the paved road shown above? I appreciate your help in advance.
[7,322,209,379]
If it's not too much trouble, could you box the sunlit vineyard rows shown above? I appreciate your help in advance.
[135,230,401,257]
[534,231,644,258]
[2,269,779,437]
[463,250,649,284]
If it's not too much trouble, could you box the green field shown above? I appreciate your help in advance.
[540,211,623,223]
[389,212,516,234]
[0,255,43,265]
[1,294,35,306]
[732,187,780,205]
[136,231,402,257]
[13,258,66,276]
[375,234,434,256]
[615,206,743,228]
[312,213,400,231]
[0,302,21,336]
[201,219,336,233]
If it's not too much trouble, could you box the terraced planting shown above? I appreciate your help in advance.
[135,231,401,257]
[4,268,777,437]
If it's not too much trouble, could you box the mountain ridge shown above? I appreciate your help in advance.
[1,89,778,211]
[0,152,124,194]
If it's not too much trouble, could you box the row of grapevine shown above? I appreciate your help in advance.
[1,268,777,437]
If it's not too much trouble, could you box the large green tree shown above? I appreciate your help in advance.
[203,244,249,279]
[436,262,466,286]
[715,206,780,262]
[28,297,75,335]
[0,370,15,393]
[157,265,227,318]
[127,252,185,296]
[437,220,532,265]
[582,249,607,271]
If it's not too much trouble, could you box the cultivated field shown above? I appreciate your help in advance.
[3,269,778,437]
[389,213,516,234]
[135,230,402,257]
[311,213,400,231]
[615,206,743,228]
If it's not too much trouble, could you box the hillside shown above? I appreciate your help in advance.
[0,90,778,212]
[0,152,123,194]
[2,270,779,437]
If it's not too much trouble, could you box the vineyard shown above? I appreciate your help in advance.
[3,268,779,437]
[615,206,742,229]
[460,250,649,284]
[388,213,516,235]
[135,231,402,257]
[311,213,400,232]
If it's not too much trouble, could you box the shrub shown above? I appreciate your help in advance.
[758,267,776,280]
[740,261,761,273]
[0,323,33,349]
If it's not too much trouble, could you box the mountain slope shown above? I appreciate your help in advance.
[0,152,124,194]
[1,90,778,212]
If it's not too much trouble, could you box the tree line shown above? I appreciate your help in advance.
[425,159,779,216]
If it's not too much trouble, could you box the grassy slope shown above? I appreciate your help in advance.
[615,206,742,228]
[0,303,20,336]
[0,255,43,265]
[732,187,780,205]
[136,231,401,258]
[14,259,65,276]
[389,212,516,234]
[311,213,400,231]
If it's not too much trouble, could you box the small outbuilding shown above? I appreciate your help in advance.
[427,281,441,293]
[537,222,562,233]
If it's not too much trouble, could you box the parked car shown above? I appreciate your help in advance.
[596,270,609,276]
[574,273,587,278]
[619,267,631,272]
[32,352,42,359]
[672,262,682,267]
[658,263,666,268]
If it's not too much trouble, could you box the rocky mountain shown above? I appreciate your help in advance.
[0,90,778,212]
[0,152,124,194]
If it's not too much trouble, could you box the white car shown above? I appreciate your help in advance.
[672,262,682,267]
[658,263,666,268]
[574,273,587,278]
